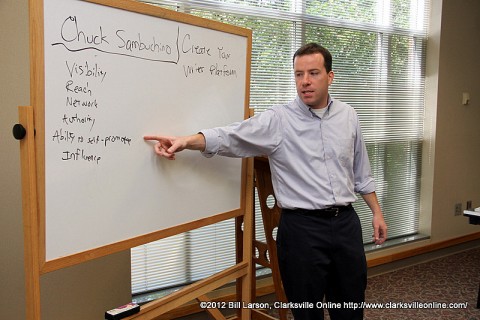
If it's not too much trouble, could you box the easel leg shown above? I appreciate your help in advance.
[18,106,41,320]
[240,158,254,319]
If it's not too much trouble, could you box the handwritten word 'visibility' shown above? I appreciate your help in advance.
[65,61,107,82]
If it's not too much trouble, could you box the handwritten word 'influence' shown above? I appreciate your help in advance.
[62,148,102,164]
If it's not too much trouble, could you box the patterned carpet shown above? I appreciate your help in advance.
[268,247,480,320]
[364,247,480,320]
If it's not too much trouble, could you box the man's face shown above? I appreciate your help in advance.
[294,53,334,109]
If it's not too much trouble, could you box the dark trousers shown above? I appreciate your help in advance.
[277,206,367,320]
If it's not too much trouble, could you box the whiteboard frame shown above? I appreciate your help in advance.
[30,0,252,273]
[23,0,253,318]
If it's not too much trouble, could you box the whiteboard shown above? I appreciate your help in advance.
[41,0,250,262]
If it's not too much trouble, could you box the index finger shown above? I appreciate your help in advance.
[143,135,162,141]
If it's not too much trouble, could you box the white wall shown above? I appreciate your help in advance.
[429,0,480,240]
[0,0,29,317]
[0,0,131,319]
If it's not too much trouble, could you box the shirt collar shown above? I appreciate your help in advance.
[295,95,334,118]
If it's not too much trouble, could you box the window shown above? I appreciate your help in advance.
[132,0,430,297]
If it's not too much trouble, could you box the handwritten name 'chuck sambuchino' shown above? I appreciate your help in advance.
[59,16,175,59]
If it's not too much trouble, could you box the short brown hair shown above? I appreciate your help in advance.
[293,43,333,73]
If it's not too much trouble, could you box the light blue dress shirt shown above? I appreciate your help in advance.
[200,96,376,210]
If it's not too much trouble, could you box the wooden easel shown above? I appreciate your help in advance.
[16,0,255,318]
[16,104,254,319]
[16,106,41,320]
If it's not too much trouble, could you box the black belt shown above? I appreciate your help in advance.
[282,204,352,218]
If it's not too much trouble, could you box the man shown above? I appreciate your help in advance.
[145,42,387,320]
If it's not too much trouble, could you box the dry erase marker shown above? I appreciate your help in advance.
[105,302,140,320]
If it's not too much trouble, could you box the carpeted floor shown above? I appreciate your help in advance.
[268,247,480,320]
[364,247,480,320]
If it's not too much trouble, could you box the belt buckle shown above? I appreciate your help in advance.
[332,207,339,216]
[325,207,339,217]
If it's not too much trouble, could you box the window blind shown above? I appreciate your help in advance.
[132,0,429,296]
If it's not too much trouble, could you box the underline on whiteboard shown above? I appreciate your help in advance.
[51,42,180,64]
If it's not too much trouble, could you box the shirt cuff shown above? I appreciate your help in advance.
[199,129,219,158]
[356,179,376,195]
